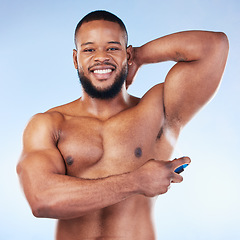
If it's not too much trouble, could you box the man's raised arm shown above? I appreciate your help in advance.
[128,31,229,126]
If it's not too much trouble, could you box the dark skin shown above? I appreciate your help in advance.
[17,20,228,239]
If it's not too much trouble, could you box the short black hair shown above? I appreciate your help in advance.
[74,10,128,48]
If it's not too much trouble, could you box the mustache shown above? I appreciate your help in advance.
[88,62,116,71]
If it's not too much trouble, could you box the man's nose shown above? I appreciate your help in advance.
[94,50,110,62]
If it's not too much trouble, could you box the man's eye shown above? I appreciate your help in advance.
[108,47,118,51]
[83,49,94,52]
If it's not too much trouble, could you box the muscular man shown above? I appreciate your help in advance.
[17,10,229,240]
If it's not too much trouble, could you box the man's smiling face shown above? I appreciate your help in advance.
[73,20,131,99]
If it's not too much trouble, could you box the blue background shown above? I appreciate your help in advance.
[1,0,239,239]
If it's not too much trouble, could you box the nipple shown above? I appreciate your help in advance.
[66,156,74,166]
[135,147,142,158]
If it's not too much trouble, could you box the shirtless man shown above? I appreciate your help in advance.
[17,10,229,240]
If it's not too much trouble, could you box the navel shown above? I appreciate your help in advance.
[134,147,142,158]
[66,156,74,166]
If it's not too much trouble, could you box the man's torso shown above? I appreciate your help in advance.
[47,84,180,239]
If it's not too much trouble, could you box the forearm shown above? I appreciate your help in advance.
[18,153,190,220]
[136,30,227,65]
[23,171,138,219]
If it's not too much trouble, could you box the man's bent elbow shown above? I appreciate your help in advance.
[214,32,229,55]
[218,32,229,47]
[31,195,49,218]
[32,204,44,218]
[203,31,229,65]
[31,195,57,219]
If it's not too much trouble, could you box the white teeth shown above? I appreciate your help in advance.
[93,69,112,74]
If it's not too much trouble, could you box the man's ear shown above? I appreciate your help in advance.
[73,49,78,69]
[127,45,133,66]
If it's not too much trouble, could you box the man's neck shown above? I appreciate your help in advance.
[80,89,132,120]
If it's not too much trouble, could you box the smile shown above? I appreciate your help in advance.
[93,69,113,74]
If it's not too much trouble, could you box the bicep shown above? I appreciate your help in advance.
[164,39,228,126]
[18,149,66,179]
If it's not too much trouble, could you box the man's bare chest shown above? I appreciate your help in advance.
[57,108,166,178]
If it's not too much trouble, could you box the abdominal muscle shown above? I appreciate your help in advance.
[56,195,156,240]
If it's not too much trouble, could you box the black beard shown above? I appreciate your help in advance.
[77,64,128,100]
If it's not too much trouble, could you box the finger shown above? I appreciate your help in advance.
[172,156,191,170]
[171,173,184,183]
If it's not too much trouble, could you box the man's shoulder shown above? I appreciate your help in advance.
[26,111,64,133]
